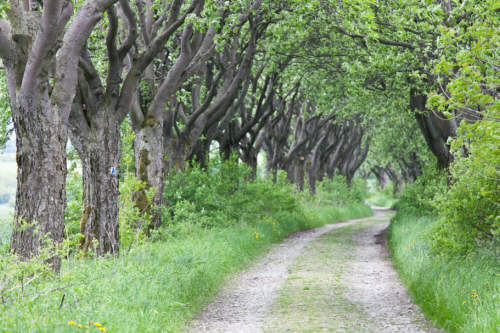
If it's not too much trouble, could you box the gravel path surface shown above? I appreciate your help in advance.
[188,209,440,333]
[341,214,441,332]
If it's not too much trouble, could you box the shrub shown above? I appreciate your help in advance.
[163,156,301,231]
[432,119,499,255]
[391,165,447,215]
[118,175,151,252]
[311,175,367,207]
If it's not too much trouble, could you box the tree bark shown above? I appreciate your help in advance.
[133,120,164,230]
[10,99,67,265]
[70,110,120,255]
[164,136,192,174]
[287,158,305,191]
[2,0,118,266]
[372,166,389,189]
[411,89,455,169]
[241,148,258,180]
[189,139,211,169]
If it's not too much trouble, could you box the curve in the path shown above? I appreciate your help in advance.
[188,209,439,333]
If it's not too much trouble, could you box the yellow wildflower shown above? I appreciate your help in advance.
[95,322,102,327]
[154,309,159,314]
[77,324,83,328]
[99,328,106,332]
[85,326,90,329]
[255,232,259,239]
[68,321,76,326]
[462,301,466,305]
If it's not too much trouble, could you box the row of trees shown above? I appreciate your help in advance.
[0,0,497,265]
[0,0,370,264]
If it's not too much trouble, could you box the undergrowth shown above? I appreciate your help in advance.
[389,213,499,332]
[366,182,398,208]
[0,158,371,332]
[388,166,499,332]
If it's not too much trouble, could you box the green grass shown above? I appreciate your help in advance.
[0,202,371,332]
[388,213,500,332]
[0,204,12,247]
[366,193,398,207]
[304,202,372,225]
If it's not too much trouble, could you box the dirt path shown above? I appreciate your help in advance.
[188,210,440,333]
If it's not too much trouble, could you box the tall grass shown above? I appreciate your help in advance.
[0,207,370,332]
[365,180,398,207]
[388,213,499,332]
[0,160,371,332]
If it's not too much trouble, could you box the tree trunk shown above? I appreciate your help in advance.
[189,139,211,169]
[3,0,120,267]
[307,166,318,195]
[372,166,389,189]
[385,166,402,195]
[287,158,305,191]
[219,142,232,161]
[71,113,120,256]
[10,101,67,267]
[411,89,455,168]
[133,121,164,230]
[164,136,191,175]
[296,160,305,191]
[243,151,258,180]
[308,169,317,195]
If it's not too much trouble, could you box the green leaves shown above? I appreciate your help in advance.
[0,69,11,150]
[0,0,10,17]
[430,0,499,117]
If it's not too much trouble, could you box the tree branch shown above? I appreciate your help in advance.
[118,0,137,59]
[0,20,14,63]
[21,0,68,94]
[105,5,121,99]
[336,26,415,49]
[51,0,119,119]
[116,0,200,121]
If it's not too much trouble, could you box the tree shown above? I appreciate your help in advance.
[69,0,201,254]
[0,0,118,266]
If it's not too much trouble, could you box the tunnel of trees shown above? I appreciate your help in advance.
[0,0,497,268]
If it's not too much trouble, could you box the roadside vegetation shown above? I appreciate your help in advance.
[366,181,398,208]
[389,165,499,333]
[0,157,371,332]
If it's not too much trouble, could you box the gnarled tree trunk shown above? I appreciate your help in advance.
[411,89,456,169]
[70,109,120,255]
[10,99,67,264]
[1,0,118,267]
[134,120,164,230]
